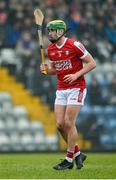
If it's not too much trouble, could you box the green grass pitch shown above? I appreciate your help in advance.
[0,152,116,179]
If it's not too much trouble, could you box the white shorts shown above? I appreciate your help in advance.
[55,88,87,106]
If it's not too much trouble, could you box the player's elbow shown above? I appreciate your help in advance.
[91,60,96,70]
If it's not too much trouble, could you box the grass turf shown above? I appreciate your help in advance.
[0,153,116,179]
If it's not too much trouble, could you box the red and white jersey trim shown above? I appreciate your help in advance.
[56,38,68,49]
[74,41,89,59]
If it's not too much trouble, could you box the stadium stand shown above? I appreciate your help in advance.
[0,68,59,151]
[0,0,116,151]
[0,90,58,152]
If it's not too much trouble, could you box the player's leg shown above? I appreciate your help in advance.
[54,105,84,168]
[53,89,75,170]
[65,105,81,151]
[53,105,81,170]
[54,104,67,142]
[65,105,81,162]
[65,105,87,169]
[66,88,87,169]
[53,104,74,170]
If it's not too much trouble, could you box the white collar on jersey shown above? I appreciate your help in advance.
[56,37,68,49]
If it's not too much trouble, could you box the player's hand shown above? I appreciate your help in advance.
[40,63,48,74]
[63,73,79,83]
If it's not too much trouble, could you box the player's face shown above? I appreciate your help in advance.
[47,29,58,43]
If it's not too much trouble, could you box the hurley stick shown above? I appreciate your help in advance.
[34,9,47,74]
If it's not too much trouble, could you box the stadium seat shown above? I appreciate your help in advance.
[107,118,116,129]
[103,63,113,72]
[5,116,17,133]
[1,49,18,65]
[100,133,116,150]
[93,106,104,115]
[46,135,58,151]
[0,92,12,104]
[34,132,46,151]
[30,121,45,134]
[104,106,116,114]
[81,105,92,115]
[0,119,6,132]
[20,132,36,151]
[9,132,23,151]
[16,118,31,133]
[0,133,10,151]
[13,106,28,119]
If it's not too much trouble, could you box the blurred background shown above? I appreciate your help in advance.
[0,0,116,152]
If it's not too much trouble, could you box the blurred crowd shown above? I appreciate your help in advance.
[0,0,115,107]
[0,0,116,149]
[0,0,116,108]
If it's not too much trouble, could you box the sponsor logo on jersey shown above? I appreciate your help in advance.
[54,59,72,71]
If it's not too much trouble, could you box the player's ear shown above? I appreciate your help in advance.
[57,29,64,36]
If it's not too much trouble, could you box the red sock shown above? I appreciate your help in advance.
[74,145,80,157]
[65,150,74,162]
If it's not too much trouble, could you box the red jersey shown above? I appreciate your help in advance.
[48,38,89,90]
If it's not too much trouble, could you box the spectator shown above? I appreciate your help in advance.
[15,31,34,83]
[108,75,116,105]
[105,19,116,45]
[88,77,104,105]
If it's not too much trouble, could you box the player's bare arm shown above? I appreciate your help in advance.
[63,53,96,83]
[40,63,56,75]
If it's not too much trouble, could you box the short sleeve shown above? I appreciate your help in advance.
[47,47,52,60]
[74,41,89,59]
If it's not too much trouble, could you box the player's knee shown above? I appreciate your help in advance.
[64,120,71,130]
[65,117,74,130]
[56,122,64,132]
